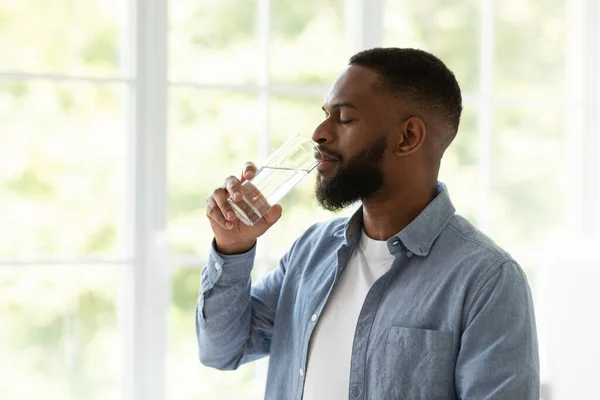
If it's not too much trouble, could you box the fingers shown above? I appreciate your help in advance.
[223,163,257,201]
[214,187,238,224]
[225,175,243,202]
[206,187,237,229]
[241,162,257,183]
[205,162,258,231]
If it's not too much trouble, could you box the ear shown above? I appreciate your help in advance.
[393,116,426,156]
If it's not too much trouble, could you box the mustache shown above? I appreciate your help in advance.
[315,146,343,161]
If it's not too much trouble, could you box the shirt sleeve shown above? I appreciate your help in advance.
[195,238,287,370]
[455,260,540,399]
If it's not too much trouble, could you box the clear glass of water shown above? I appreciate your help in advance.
[228,133,321,226]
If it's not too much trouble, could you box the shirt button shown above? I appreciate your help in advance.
[391,239,400,246]
[406,251,413,258]
[299,368,304,377]
[214,262,222,271]
[311,314,317,322]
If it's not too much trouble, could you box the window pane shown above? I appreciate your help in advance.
[169,0,260,84]
[267,95,333,262]
[269,95,324,148]
[168,88,260,255]
[167,268,265,400]
[0,265,122,399]
[494,0,566,96]
[0,82,127,258]
[439,107,479,224]
[383,0,480,92]
[0,0,124,76]
[271,0,345,85]
[491,107,565,271]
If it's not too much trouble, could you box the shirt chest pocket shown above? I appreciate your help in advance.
[375,326,455,399]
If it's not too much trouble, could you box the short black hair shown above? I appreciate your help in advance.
[349,47,462,150]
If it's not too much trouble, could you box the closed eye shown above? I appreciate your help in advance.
[339,119,355,125]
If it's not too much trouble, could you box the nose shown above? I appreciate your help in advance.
[311,118,334,145]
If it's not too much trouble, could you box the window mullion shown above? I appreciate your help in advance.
[345,0,383,57]
[564,0,600,236]
[476,0,495,235]
[124,1,169,400]
[580,0,600,235]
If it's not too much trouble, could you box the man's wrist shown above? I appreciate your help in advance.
[214,239,256,255]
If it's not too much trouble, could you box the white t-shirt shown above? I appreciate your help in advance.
[302,230,395,399]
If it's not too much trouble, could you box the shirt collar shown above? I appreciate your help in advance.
[338,182,455,256]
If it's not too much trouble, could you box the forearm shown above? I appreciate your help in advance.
[196,240,256,370]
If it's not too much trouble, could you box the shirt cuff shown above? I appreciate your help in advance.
[202,238,257,291]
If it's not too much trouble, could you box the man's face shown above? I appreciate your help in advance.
[312,65,398,211]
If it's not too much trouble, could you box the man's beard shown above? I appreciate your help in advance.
[315,136,388,212]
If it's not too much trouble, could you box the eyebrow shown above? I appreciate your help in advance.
[321,101,357,113]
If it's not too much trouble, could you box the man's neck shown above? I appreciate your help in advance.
[361,181,438,241]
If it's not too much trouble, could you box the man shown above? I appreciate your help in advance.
[197,48,539,399]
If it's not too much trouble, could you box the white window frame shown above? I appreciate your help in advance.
[124,1,168,400]
[566,0,600,235]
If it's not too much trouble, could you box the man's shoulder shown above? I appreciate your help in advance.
[437,214,520,281]
[434,215,533,309]
[445,214,513,260]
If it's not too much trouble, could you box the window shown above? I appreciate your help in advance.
[0,1,128,398]
[2,0,598,399]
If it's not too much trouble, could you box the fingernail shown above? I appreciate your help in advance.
[227,211,235,220]
[225,221,233,229]
[234,191,242,201]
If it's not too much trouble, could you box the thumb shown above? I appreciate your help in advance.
[259,204,283,228]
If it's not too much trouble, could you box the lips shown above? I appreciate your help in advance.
[315,150,339,173]
[317,159,337,172]
[314,149,339,163]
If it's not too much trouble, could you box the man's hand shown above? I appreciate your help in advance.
[206,162,283,255]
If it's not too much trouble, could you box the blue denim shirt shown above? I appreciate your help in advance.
[196,183,539,399]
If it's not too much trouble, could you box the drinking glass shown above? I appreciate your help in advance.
[228,133,321,226]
